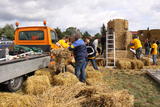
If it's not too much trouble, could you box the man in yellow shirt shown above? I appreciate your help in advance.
[130,36,142,59]
[151,41,158,65]
[56,36,69,48]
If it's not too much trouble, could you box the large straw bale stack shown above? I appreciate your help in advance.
[81,90,134,107]
[24,75,51,95]
[35,68,53,83]
[124,31,132,50]
[149,29,160,40]
[116,59,132,69]
[107,19,130,50]
[130,59,144,69]
[52,72,79,86]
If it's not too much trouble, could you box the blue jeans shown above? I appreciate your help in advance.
[86,59,99,70]
[152,55,157,64]
[145,47,150,55]
[75,59,86,82]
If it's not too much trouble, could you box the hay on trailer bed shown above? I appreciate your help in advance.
[24,75,51,95]
[52,72,79,86]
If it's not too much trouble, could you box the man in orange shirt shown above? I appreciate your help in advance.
[151,41,158,65]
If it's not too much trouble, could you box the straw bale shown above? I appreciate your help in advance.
[141,57,151,66]
[35,68,53,83]
[24,75,51,95]
[130,59,144,69]
[124,31,132,50]
[52,72,79,86]
[116,59,131,69]
[81,90,134,107]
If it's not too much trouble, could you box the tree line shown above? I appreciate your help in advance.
[0,24,106,40]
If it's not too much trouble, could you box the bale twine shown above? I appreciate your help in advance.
[81,90,134,107]
[116,59,132,69]
[24,75,51,95]
[52,72,79,86]
[35,69,53,83]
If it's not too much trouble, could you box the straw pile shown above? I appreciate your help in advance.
[81,90,134,107]
[52,72,79,86]
[35,69,53,83]
[107,19,132,50]
[0,92,56,107]
[24,75,51,95]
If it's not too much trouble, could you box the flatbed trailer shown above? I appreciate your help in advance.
[0,54,50,92]
[147,69,160,84]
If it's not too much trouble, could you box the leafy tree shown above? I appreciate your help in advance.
[55,27,65,39]
[0,24,15,40]
[83,31,91,37]
[101,24,106,36]
[64,27,80,35]
[94,33,101,38]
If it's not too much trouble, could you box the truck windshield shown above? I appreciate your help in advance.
[19,31,44,40]
[50,31,58,43]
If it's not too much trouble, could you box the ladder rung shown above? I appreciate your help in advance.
[106,62,114,64]
[106,57,115,58]
[107,39,114,40]
[108,48,114,49]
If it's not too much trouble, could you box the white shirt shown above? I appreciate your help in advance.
[93,39,98,50]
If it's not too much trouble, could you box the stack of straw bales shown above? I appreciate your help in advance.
[24,75,51,95]
[107,19,132,50]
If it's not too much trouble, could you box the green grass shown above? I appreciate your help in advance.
[103,71,160,107]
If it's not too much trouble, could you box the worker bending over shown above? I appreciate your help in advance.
[130,36,142,59]
[85,37,99,70]
[56,36,69,48]
[68,33,87,82]
[151,41,158,65]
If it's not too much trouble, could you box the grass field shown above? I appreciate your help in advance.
[103,69,160,107]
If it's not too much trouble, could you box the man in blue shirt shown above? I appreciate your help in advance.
[69,33,87,82]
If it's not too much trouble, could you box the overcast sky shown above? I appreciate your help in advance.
[0,0,160,34]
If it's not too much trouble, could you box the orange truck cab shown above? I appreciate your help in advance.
[14,22,59,52]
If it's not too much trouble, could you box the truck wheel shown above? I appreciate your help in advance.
[7,76,23,92]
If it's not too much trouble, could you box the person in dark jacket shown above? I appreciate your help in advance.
[68,33,87,82]
[144,39,151,55]
[85,37,99,70]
